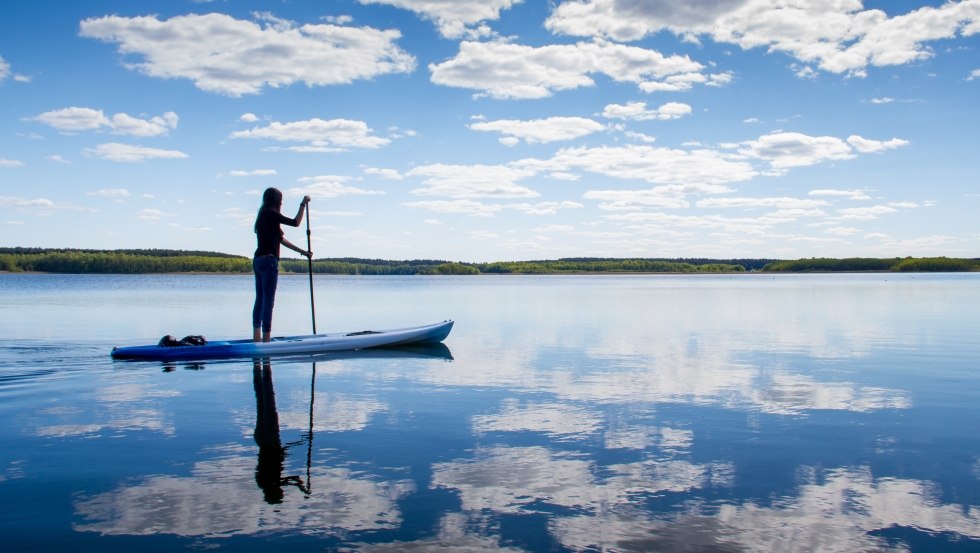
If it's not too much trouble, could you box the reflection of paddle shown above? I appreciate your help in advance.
[304,361,316,495]
[281,361,316,496]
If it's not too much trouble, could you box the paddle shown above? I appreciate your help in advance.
[305,202,316,334]
[304,360,316,495]
[305,203,317,491]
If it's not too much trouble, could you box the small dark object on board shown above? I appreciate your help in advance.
[158,335,209,347]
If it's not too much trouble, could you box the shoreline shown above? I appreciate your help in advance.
[2,269,968,276]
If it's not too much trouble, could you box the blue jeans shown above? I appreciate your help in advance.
[252,256,279,332]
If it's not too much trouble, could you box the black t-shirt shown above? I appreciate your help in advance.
[254,209,299,258]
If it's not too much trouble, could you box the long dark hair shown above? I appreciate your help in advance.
[254,187,283,232]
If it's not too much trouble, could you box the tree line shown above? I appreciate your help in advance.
[2,248,753,274]
[0,249,251,274]
[761,257,980,272]
[2,248,976,274]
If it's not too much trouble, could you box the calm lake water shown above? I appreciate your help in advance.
[1,273,979,552]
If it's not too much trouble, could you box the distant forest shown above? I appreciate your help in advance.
[761,257,980,272]
[1,248,977,274]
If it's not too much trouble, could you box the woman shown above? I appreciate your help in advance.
[253,187,312,342]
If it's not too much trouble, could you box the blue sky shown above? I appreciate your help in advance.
[1,0,978,262]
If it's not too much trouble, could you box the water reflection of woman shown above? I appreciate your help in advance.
[253,358,304,504]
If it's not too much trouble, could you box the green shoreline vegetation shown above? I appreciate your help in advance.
[1,248,977,274]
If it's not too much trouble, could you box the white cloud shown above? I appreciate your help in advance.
[404,199,503,217]
[793,65,819,80]
[533,224,575,232]
[323,15,354,25]
[823,226,861,236]
[83,143,189,162]
[228,169,277,177]
[458,131,908,206]
[584,188,691,210]
[404,198,582,217]
[638,70,732,92]
[547,144,756,187]
[601,101,692,121]
[846,135,910,153]
[31,107,179,137]
[87,188,131,198]
[738,132,856,171]
[429,40,706,99]
[545,0,980,77]
[0,196,95,215]
[359,0,522,39]
[278,145,349,153]
[506,200,584,215]
[31,107,108,131]
[969,69,980,80]
[137,208,174,221]
[108,112,179,137]
[809,189,871,201]
[623,131,656,143]
[288,175,385,199]
[239,113,259,123]
[469,230,501,239]
[469,116,605,144]
[0,196,54,208]
[46,155,71,164]
[548,172,580,181]
[696,197,829,210]
[766,208,827,220]
[0,54,26,82]
[877,234,958,254]
[230,118,390,150]
[79,13,415,96]
[870,97,895,104]
[0,158,24,168]
[838,205,898,220]
[407,163,540,198]
[606,211,785,235]
[363,167,404,180]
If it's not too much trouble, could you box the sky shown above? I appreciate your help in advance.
[1,0,978,262]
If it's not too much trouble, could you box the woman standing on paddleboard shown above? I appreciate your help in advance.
[253,188,312,342]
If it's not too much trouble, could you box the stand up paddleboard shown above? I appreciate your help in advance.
[111,320,454,361]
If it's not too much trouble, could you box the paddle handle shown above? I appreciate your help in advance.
[305,202,316,334]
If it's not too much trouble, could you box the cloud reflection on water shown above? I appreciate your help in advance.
[73,452,414,538]
[35,383,181,438]
[551,467,980,552]
[432,445,731,516]
[418,344,910,416]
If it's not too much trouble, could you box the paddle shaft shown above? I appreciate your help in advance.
[305,203,316,334]
[305,361,316,494]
